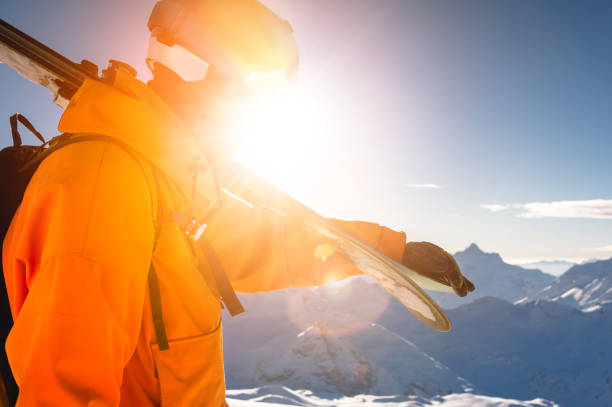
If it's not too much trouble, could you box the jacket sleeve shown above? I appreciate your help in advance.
[2,142,155,406]
[203,192,406,293]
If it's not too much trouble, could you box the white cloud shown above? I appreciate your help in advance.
[518,199,612,219]
[481,199,612,219]
[404,183,443,189]
[481,204,512,212]
[584,244,612,252]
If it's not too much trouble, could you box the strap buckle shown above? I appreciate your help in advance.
[167,209,207,242]
[184,218,207,242]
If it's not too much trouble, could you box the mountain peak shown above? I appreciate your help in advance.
[455,243,494,258]
[455,243,504,263]
[465,243,483,253]
[431,243,555,309]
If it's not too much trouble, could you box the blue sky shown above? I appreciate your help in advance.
[1,0,611,264]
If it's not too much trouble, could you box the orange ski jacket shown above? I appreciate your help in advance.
[2,69,407,406]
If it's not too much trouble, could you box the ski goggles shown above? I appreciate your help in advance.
[147,35,291,93]
[147,0,297,86]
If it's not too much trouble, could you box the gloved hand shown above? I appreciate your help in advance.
[402,241,475,297]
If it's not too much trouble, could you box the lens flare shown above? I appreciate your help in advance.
[314,243,335,261]
[284,278,392,338]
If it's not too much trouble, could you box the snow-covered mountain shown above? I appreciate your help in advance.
[427,243,555,309]
[223,280,472,397]
[378,296,612,407]
[252,322,472,397]
[224,272,612,407]
[519,257,612,310]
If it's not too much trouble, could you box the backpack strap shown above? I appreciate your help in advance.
[0,376,9,407]
[148,263,169,350]
[46,134,171,350]
[147,170,169,351]
[9,114,45,147]
[43,134,244,347]
[195,236,244,316]
[167,210,245,316]
[25,134,170,348]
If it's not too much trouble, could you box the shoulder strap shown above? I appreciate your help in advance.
[49,134,171,350]
[22,134,170,348]
[0,376,9,407]
[167,210,245,317]
[51,135,244,348]
[9,113,45,147]
[194,236,245,316]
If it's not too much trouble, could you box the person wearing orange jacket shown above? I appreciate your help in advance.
[2,1,474,406]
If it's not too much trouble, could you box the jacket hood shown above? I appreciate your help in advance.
[58,68,219,220]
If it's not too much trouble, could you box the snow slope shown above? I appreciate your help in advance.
[226,386,559,406]
[224,275,612,406]
[378,297,612,407]
[224,280,472,396]
[223,247,612,406]
[427,244,555,309]
[520,257,612,309]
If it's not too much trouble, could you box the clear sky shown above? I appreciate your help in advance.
[1,0,611,264]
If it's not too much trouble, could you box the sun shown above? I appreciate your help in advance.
[232,82,335,194]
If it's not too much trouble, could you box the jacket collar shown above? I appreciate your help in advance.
[58,69,219,220]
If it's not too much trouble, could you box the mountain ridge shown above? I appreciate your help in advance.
[520,257,612,309]
[426,243,555,309]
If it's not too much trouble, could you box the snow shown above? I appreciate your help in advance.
[224,279,473,396]
[557,287,582,300]
[527,258,612,309]
[378,298,612,407]
[582,305,601,313]
[225,387,560,406]
[221,249,612,407]
[297,326,314,338]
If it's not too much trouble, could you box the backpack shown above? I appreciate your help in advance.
[0,115,104,405]
[0,114,244,406]
[0,114,50,406]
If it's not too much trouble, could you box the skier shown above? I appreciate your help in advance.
[2,0,474,405]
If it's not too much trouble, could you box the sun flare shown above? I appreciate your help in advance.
[232,82,336,193]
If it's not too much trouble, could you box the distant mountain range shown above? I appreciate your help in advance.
[519,258,612,310]
[223,247,612,407]
[427,243,555,309]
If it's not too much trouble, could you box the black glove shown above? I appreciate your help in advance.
[402,241,475,297]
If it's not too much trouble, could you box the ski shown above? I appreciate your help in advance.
[0,18,453,332]
[0,19,98,108]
